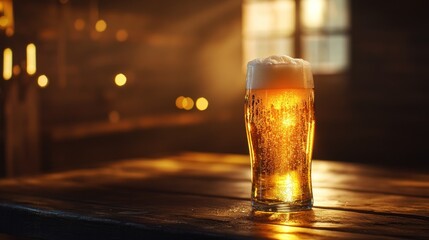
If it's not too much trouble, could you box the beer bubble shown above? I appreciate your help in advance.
[245,88,315,205]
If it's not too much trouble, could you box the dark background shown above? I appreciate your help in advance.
[1,0,429,176]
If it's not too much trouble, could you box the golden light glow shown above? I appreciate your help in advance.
[302,0,326,28]
[26,43,36,75]
[95,19,107,32]
[253,210,316,239]
[282,117,296,128]
[37,75,48,88]
[306,120,315,157]
[195,97,209,111]
[182,97,194,110]
[276,171,300,202]
[271,93,300,110]
[74,18,85,31]
[116,29,128,42]
[270,224,301,240]
[175,96,185,109]
[114,73,127,86]
[3,48,12,80]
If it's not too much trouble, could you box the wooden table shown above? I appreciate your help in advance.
[0,152,428,239]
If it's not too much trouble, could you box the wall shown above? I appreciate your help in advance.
[347,0,429,167]
[2,0,428,174]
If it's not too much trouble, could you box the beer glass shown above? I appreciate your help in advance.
[244,56,315,212]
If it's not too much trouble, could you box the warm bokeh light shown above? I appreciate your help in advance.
[37,75,48,88]
[5,27,14,37]
[116,29,129,42]
[95,19,107,32]
[182,97,194,110]
[195,97,209,111]
[12,65,21,76]
[0,16,9,28]
[3,48,12,80]
[108,110,120,123]
[74,18,85,31]
[175,96,185,109]
[0,0,14,37]
[302,0,326,28]
[114,73,127,86]
[26,43,36,75]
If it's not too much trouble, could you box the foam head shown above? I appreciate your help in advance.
[246,55,314,89]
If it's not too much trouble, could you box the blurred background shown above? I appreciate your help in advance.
[0,0,428,177]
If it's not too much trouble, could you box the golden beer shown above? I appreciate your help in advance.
[245,56,315,212]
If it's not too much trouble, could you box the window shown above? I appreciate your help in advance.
[243,0,349,74]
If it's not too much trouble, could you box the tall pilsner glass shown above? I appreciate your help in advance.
[245,55,315,212]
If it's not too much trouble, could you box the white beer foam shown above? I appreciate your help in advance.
[246,55,314,89]
[247,55,301,66]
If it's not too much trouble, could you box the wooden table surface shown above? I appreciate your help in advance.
[0,152,428,239]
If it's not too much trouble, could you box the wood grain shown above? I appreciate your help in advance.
[0,153,428,239]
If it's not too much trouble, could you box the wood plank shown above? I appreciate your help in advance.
[0,191,424,240]
[0,153,428,239]
[2,152,425,199]
[1,174,428,219]
[0,154,427,219]
[177,152,429,181]
[5,154,429,197]
[175,152,429,197]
